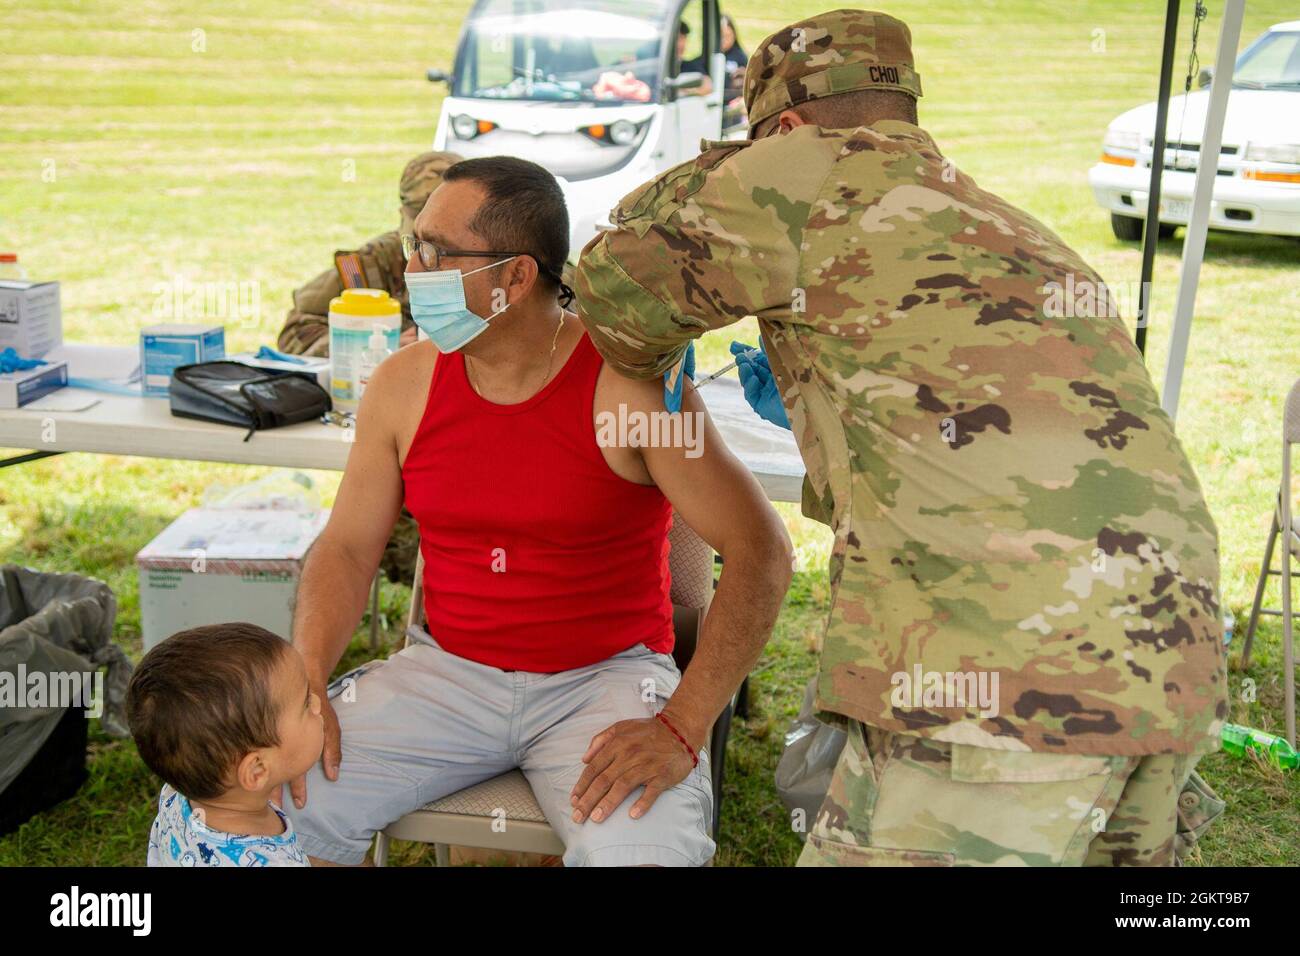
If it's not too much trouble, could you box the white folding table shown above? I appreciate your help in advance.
[0,379,806,647]
[0,379,805,499]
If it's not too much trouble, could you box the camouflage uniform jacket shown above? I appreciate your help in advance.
[576,120,1226,756]
[278,230,413,357]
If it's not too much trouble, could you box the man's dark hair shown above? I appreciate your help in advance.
[126,622,289,800]
[443,156,572,305]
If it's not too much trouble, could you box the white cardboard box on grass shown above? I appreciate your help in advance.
[137,507,329,650]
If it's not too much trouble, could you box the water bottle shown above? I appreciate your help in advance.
[1221,723,1298,771]
[0,253,27,281]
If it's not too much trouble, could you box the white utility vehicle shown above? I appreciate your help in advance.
[427,0,742,259]
[1089,20,1300,242]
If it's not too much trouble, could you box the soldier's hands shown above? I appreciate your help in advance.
[570,717,694,823]
[731,341,791,429]
[290,688,341,809]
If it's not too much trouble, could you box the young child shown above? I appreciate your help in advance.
[127,622,324,867]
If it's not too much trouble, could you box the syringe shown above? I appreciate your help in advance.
[692,348,757,388]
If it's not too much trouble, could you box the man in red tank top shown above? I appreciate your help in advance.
[285,157,793,867]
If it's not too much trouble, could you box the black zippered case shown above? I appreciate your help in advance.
[168,361,332,441]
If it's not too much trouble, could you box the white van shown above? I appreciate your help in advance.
[1089,20,1300,242]
[426,0,744,259]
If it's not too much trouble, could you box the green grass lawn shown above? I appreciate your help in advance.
[2,0,1297,866]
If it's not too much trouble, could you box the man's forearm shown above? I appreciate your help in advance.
[292,538,378,686]
[659,540,792,752]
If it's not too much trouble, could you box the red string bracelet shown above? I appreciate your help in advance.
[655,712,698,767]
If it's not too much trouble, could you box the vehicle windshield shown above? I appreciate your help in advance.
[1233,29,1300,89]
[455,0,672,103]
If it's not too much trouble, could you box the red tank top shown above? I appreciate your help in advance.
[401,333,674,672]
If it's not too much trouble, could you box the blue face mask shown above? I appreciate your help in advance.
[406,257,516,352]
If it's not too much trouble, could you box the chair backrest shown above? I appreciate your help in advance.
[1283,378,1299,546]
[666,514,715,672]
[406,549,427,636]
[667,513,714,611]
[1285,377,1300,446]
[404,511,715,659]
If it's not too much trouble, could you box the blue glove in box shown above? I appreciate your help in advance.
[0,359,67,408]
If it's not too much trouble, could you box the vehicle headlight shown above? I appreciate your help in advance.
[1245,142,1300,164]
[452,114,480,139]
[609,120,637,145]
[1103,129,1140,152]
[579,120,641,146]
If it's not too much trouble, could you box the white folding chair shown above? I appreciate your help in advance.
[372,514,730,866]
[1241,376,1300,746]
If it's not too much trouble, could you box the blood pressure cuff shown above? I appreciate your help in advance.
[169,361,332,441]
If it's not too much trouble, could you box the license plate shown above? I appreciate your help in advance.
[1160,198,1192,220]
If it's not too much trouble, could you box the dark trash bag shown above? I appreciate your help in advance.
[0,564,131,834]
[169,361,332,442]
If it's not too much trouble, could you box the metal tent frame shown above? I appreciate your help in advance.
[1138,0,1247,421]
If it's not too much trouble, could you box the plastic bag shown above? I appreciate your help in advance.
[201,469,321,515]
[775,676,846,834]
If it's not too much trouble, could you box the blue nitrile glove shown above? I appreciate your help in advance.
[730,340,790,430]
[0,347,46,374]
[662,341,697,414]
[255,345,307,365]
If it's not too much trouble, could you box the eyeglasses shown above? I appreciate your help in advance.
[400,234,528,272]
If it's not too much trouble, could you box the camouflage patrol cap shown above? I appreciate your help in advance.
[744,9,922,137]
[399,150,463,232]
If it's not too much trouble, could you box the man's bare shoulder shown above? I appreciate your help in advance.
[595,360,663,414]
[374,338,434,387]
[593,360,720,463]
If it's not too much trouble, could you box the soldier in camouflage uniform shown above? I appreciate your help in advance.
[277,151,462,357]
[575,9,1227,865]
[279,151,460,586]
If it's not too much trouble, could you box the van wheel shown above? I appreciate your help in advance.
[1110,213,1144,241]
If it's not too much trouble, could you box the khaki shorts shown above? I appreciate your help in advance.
[287,626,715,867]
[797,719,1210,867]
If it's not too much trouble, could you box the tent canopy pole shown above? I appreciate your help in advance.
[1161,0,1245,421]
[1136,0,1181,355]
